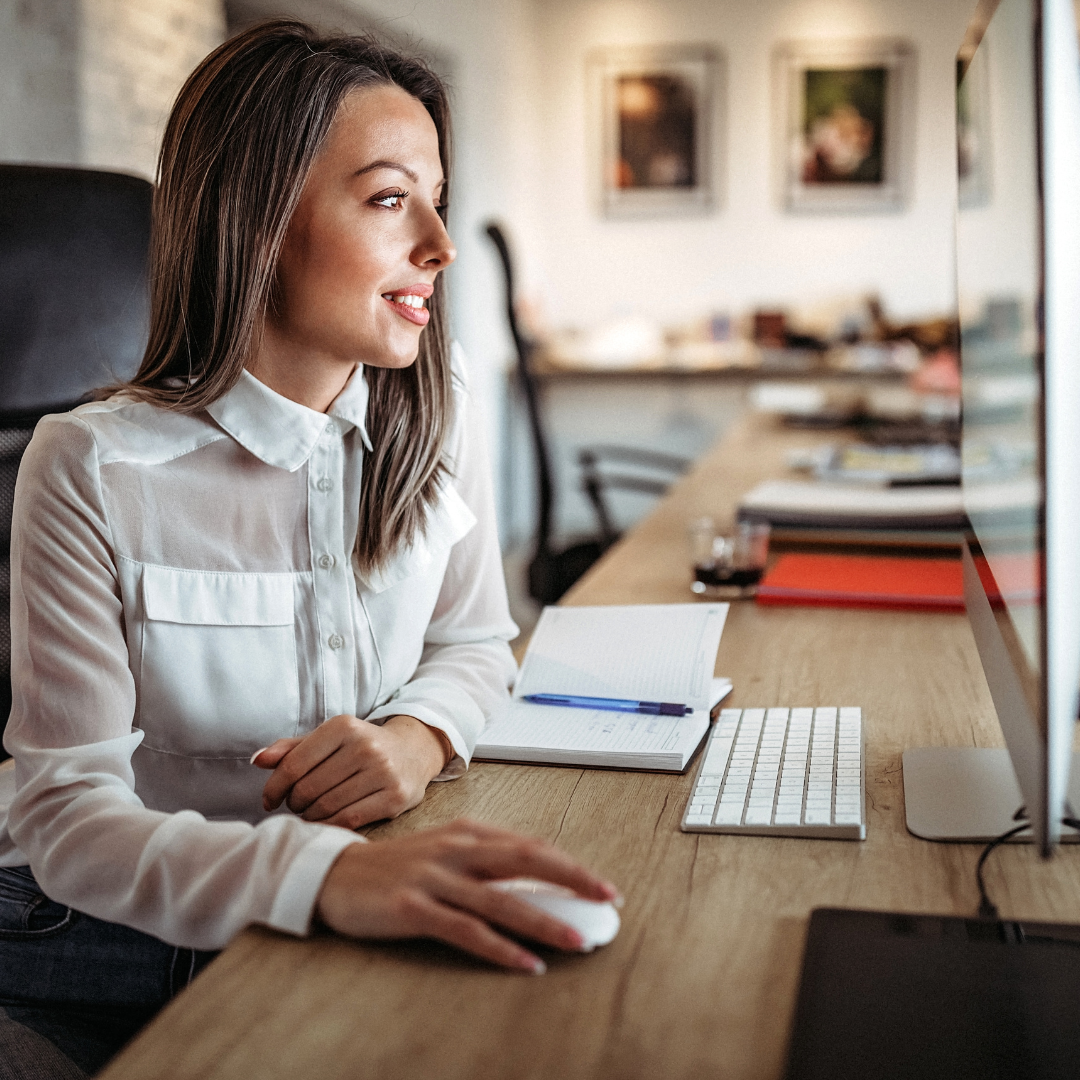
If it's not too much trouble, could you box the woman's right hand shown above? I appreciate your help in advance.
[315,818,620,973]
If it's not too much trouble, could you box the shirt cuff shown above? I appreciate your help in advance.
[365,702,470,780]
[266,824,367,937]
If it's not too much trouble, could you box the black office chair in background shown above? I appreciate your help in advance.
[484,221,691,604]
[0,165,153,757]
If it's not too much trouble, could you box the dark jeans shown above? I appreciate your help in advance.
[0,866,218,1076]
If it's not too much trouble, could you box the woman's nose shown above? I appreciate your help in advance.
[414,209,456,270]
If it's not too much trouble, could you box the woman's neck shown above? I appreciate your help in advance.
[246,323,357,414]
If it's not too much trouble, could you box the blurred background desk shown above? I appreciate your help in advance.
[503,354,913,554]
[100,412,1080,1080]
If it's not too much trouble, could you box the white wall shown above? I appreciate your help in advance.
[518,0,977,331]
[0,0,80,164]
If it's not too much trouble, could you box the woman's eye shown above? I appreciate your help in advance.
[372,190,408,209]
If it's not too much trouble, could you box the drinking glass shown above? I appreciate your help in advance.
[688,518,771,597]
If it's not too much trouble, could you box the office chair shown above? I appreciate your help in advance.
[0,165,153,758]
[484,221,690,603]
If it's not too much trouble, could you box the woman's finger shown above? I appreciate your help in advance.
[411,895,546,973]
[317,785,415,829]
[443,824,620,903]
[261,722,354,810]
[298,770,389,821]
[286,747,385,814]
[250,737,304,769]
[433,872,585,952]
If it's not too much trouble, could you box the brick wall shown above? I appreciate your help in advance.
[80,0,225,179]
[0,0,225,179]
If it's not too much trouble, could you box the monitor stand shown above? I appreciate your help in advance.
[903,747,1080,842]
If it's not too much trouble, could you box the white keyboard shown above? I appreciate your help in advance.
[681,707,866,840]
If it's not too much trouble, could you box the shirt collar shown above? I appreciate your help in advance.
[206,367,373,472]
[326,366,374,451]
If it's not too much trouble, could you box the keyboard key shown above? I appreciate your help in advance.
[804,807,832,825]
[713,805,745,825]
[744,807,774,825]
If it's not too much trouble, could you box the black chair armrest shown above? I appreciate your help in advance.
[577,445,692,475]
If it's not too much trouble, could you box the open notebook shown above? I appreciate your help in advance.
[475,603,730,771]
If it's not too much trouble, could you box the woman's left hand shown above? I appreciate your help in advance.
[252,714,452,828]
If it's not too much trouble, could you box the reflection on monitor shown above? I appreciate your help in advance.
[902,0,1080,855]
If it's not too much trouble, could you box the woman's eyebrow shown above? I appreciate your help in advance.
[355,159,420,183]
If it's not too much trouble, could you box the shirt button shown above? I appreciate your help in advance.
[318,553,335,570]
[316,477,332,492]
[328,633,345,650]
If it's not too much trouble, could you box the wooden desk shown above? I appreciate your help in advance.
[101,414,1080,1080]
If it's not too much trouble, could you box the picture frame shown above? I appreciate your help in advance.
[587,44,724,219]
[774,38,916,213]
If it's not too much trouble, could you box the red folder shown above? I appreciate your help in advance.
[756,553,964,612]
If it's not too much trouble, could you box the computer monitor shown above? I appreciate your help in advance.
[902,0,1080,855]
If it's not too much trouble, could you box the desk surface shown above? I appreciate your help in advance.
[101,414,1080,1080]
[528,352,908,382]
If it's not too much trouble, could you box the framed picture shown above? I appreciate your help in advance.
[587,44,724,218]
[957,44,991,208]
[774,39,915,213]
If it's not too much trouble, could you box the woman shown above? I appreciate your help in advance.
[0,21,616,1075]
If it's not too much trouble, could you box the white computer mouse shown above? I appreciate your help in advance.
[489,878,621,951]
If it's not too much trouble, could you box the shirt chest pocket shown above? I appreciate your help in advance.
[136,565,300,758]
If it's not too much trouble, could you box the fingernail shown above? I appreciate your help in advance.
[524,955,546,975]
[249,747,269,765]
[602,883,623,907]
[566,929,585,950]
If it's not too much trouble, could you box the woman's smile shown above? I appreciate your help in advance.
[382,283,432,326]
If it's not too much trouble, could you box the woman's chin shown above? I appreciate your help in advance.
[362,335,423,370]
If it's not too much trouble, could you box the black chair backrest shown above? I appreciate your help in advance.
[484,221,556,556]
[0,165,153,751]
[0,165,152,411]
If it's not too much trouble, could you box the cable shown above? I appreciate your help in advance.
[975,809,1029,921]
[975,811,1080,922]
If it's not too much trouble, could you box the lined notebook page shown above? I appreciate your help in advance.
[514,603,728,712]
[484,704,707,756]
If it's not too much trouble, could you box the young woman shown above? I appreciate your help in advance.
[0,21,616,1075]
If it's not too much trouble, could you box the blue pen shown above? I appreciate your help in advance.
[523,693,692,716]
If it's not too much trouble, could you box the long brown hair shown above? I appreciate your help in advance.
[115,19,454,573]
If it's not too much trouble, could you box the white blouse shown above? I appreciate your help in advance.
[0,347,518,950]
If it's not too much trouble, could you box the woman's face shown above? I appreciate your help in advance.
[267,84,455,375]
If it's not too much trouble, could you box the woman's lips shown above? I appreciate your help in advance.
[382,285,433,327]
[383,295,430,326]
